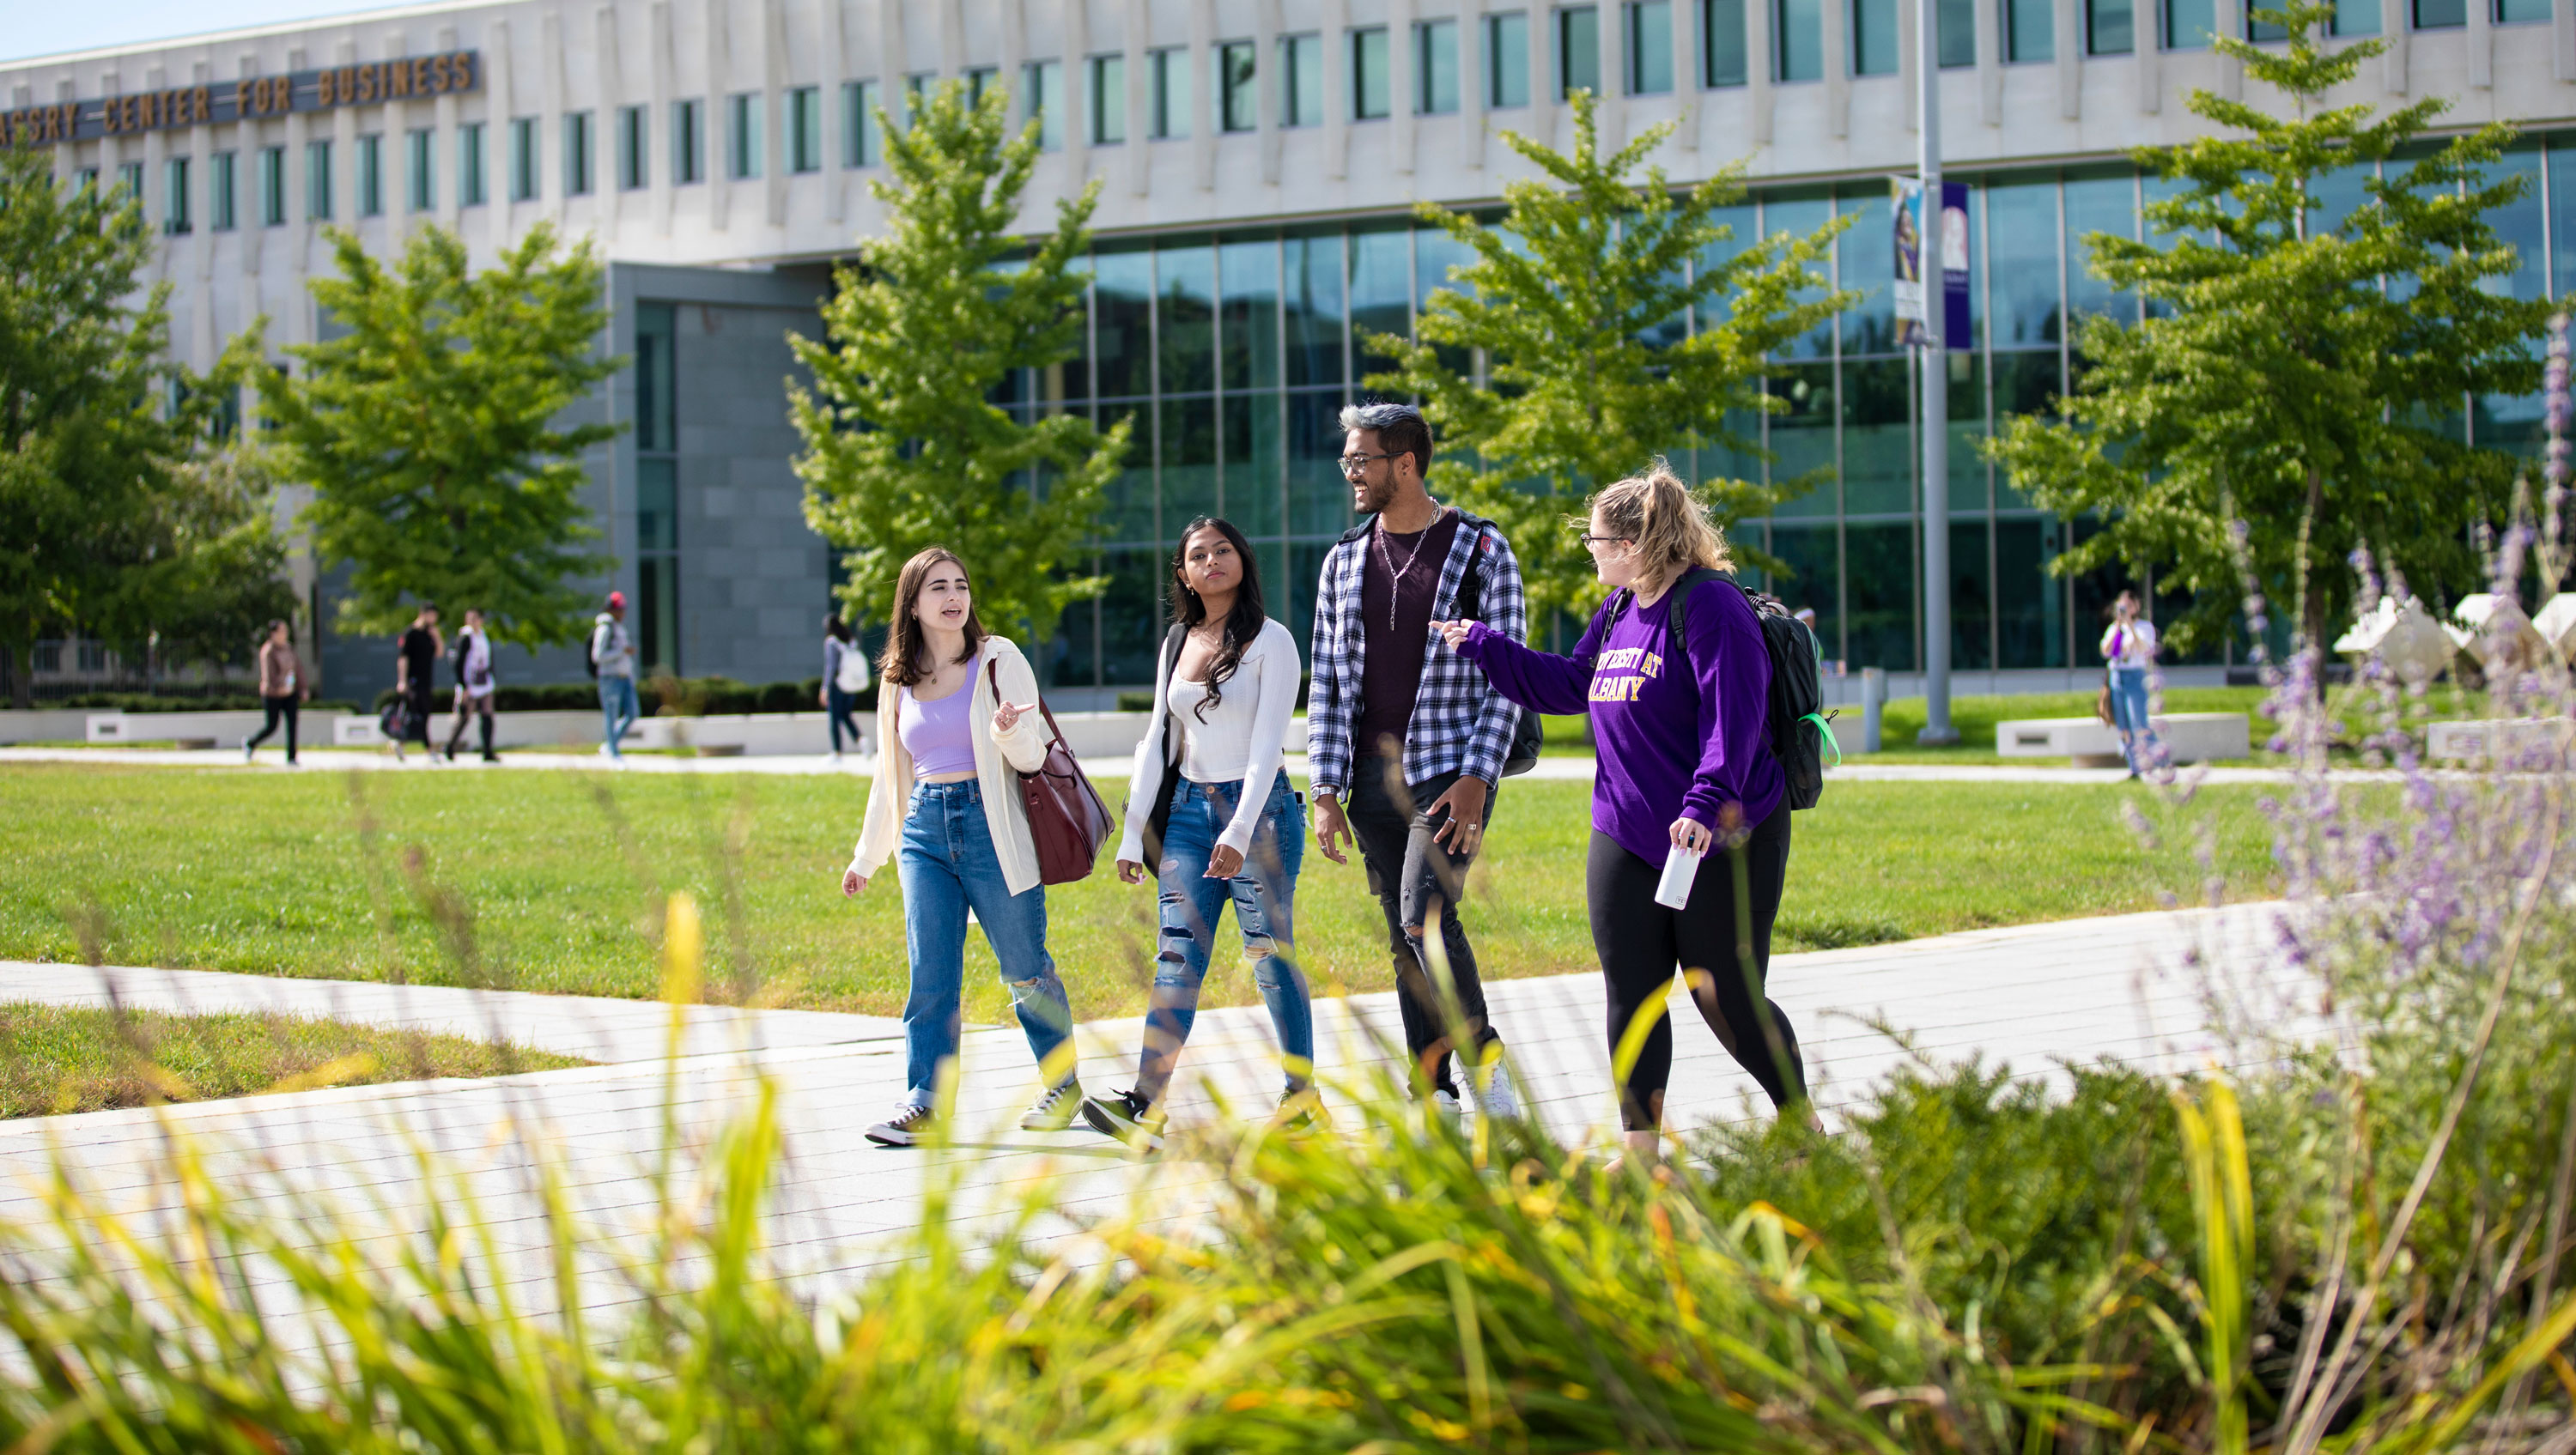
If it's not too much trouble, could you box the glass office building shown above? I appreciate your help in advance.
[1028,137,2563,688]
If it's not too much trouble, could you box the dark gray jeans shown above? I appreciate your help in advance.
[1346,755,1501,1096]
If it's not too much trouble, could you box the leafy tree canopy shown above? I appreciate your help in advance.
[793,80,1130,648]
[1364,88,1855,627]
[1984,0,2549,652]
[258,221,620,651]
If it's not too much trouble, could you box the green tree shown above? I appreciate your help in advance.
[0,147,252,707]
[139,440,300,673]
[258,221,619,650]
[793,80,1129,646]
[1984,0,2549,652]
[1364,89,1854,626]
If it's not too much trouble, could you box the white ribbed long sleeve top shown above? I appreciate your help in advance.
[1116,618,1302,863]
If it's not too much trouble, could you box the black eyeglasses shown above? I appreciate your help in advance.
[1338,451,1400,475]
[1577,533,1633,549]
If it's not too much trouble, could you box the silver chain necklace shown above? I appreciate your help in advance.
[1374,508,1446,636]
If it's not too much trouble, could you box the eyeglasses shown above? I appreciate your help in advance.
[1577,533,1633,549]
[1338,451,1400,476]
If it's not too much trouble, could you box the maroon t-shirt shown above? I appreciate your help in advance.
[1354,510,1462,760]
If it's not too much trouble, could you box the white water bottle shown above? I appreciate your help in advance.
[1654,843,1704,910]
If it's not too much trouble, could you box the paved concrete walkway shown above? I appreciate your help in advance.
[0,961,903,1063]
[0,744,2337,785]
[0,900,2318,1325]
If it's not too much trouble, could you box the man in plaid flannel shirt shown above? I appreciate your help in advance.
[1309,403,1527,1118]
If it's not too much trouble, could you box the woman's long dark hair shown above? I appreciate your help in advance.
[1170,517,1266,722]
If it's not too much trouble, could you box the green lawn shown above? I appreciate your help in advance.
[0,764,2280,1029]
[1544,686,2282,765]
[0,1002,586,1119]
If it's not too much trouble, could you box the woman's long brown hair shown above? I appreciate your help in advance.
[877,547,987,688]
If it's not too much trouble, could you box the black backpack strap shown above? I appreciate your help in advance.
[1142,623,1190,859]
[1660,567,1728,676]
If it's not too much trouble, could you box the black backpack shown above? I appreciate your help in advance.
[1620,567,1832,811]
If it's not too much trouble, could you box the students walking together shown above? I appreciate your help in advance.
[1086,518,1315,1150]
[821,615,869,761]
[1308,403,1526,1121]
[842,548,1084,1147]
[1440,464,1808,1159]
[243,620,307,765]
[592,591,639,762]
[444,609,499,762]
[2100,591,2161,779]
[391,604,441,764]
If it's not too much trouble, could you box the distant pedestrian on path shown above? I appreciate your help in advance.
[842,548,1083,1148]
[2101,591,2160,779]
[392,604,441,764]
[1440,463,1808,1161]
[1086,517,1314,1151]
[1307,402,1525,1124]
[821,614,868,761]
[591,591,638,763]
[445,609,499,762]
[243,619,307,765]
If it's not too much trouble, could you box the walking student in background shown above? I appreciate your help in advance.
[444,608,499,762]
[391,603,441,764]
[1087,517,1315,1151]
[842,548,1084,1148]
[243,619,307,765]
[1440,463,1808,1161]
[821,614,869,762]
[2100,591,2161,779]
[592,591,639,763]
[1307,402,1526,1123]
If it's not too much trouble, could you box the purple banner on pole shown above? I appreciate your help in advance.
[1893,179,1971,352]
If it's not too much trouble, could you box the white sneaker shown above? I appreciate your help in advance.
[1430,1090,1465,1127]
[1018,1079,1084,1131]
[242,741,255,762]
[1475,1070,1521,1122]
[829,750,845,764]
[598,743,614,759]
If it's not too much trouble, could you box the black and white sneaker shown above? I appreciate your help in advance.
[1079,1088,1165,1150]
[865,1104,939,1147]
[1018,1079,1084,1131]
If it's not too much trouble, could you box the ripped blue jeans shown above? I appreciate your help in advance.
[1136,773,1312,1102]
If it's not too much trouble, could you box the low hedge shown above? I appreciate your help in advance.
[33,693,361,714]
[370,676,859,717]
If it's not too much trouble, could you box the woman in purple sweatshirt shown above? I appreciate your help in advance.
[1438,464,1806,1158]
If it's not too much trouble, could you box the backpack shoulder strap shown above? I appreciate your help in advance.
[1662,567,1730,674]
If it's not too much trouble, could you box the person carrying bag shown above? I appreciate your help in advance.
[841,547,1089,1147]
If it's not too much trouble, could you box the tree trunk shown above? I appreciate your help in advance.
[6,640,31,711]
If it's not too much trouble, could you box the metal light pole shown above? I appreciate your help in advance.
[1915,0,1958,745]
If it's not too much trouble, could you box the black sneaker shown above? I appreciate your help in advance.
[1079,1089,1165,1150]
[1018,1079,1084,1131]
[865,1104,939,1147]
[1274,1088,1329,1134]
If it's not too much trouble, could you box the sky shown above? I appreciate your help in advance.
[6,0,425,64]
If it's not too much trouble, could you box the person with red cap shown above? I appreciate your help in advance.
[591,591,638,763]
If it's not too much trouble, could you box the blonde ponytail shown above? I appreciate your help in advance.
[1585,459,1732,592]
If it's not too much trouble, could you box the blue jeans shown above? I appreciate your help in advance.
[1136,773,1312,1102]
[825,684,863,755]
[897,779,1076,1107]
[2108,664,2158,773]
[598,675,640,757]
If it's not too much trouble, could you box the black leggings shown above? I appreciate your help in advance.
[1588,801,1804,1131]
[246,695,298,761]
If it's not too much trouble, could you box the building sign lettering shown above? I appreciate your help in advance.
[3,51,479,149]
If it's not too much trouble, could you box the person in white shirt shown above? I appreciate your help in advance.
[2099,590,2161,778]
[1084,517,1314,1150]
[591,592,638,762]
[443,609,499,762]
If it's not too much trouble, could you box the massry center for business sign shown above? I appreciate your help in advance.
[4,51,481,149]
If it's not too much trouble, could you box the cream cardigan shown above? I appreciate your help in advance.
[848,636,1052,896]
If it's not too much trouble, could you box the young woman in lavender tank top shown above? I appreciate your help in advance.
[840,547,1085,1147]
[1439,464,1808,1165]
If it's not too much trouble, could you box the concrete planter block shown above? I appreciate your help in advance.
[333,716,385,746]
[1995,712,2251,766]
[2426,718,2576,763]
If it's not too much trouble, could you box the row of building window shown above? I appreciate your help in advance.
[89,0,2548,226]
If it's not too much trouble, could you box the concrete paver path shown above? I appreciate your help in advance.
[0,900,2318,1326]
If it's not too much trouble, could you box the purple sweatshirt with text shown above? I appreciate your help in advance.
[1455,577,1781,866]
